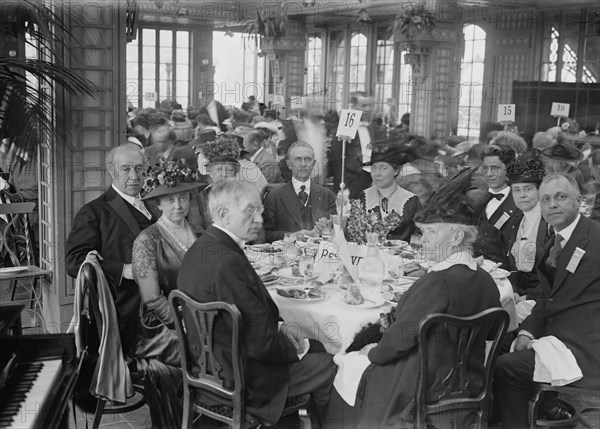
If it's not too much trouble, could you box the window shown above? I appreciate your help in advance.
[126,29,190,109]
[458,24,486,138]
[305,33,323,101]
[348,31,368,96]
[541,11,597,84]
[374,29,394,125]
[327,30,346,111]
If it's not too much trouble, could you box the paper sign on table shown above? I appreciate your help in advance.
[497,104,515,123]
[336,109,362,140]
[551,102,570,117]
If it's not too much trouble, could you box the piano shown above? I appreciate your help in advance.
[0,305,78,429]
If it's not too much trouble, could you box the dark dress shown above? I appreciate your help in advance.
[131,221,196,429]
[355,185,421,242]
[325,261,501,429]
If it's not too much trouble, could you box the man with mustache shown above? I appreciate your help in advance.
[263,141,336,242]
[66,143,156,354]
[494,173,600,428]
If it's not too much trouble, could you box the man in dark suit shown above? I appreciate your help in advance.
[495,173,600,428]
[473,145,521,264]
[329,121,385,199]
[65,143,155,354]
[198,99,230,132]
[263,141,336,242]
[244,130,282,183]
[178,181,335,426]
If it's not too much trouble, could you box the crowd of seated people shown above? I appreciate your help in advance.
[65,100,600,428]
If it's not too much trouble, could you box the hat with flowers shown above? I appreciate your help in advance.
[141,159,205,200]
[201,135,241,165]
[507,151,546,185]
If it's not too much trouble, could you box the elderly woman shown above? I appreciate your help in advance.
[347,139,421,242]
[131,160,205,429]
[326,168,502,429]
[502,152,549,299]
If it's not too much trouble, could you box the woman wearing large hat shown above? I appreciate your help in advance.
[347,139,421,242]
[326,168,502,429]
[503,151,549,299]
[131,159,205,428]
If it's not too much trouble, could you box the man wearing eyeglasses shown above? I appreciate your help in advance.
[178,181,335,427]
[66,143,156,354]
[263,141,337,242]
[473,144,521,264]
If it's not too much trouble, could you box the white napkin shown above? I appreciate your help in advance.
[333,351,372,406]
[531,336,582,386]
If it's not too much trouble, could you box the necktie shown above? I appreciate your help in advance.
[546,233,563,268]
[491,193,504,200]
[298,185,309,205]
[133,196,152,220]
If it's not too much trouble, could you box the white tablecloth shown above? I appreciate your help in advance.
[270,275,519,354]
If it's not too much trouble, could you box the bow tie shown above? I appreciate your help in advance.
[490,193,505,201]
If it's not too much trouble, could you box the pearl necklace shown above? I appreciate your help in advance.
[158,217,195,252]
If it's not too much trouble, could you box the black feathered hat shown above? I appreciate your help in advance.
[364,139,418,167]
[414,167,491,225]
[507,151,546,185]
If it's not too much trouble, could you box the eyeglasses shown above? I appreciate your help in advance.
[481,165,504,174]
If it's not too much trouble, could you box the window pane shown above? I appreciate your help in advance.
[142,80,156,94]
[176,81,188,99]
[127,43,138,62]
[176,31,189,48]
[176,64,189,81]
[471,63,485,83]
[473,25,486,40]
[473,40,485,62]
[159,63,174,81]
[176,48,189,65]
[584,37,599,62]
[142,46,155,62]
[159,30,172,47]
[126,62,138,78]
[142,29,155,45]
[158,80,169,99]
[159,47,172,64]
[463,24,475,40]
[142,62,155,80]
[463,40,473,62]
[126,80,138,106]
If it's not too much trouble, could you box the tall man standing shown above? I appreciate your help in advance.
[66,143,155,354]
[263,142,336,242]
[178,181,335,426]
[494,173,600,428]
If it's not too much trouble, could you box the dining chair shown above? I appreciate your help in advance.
[74,262,146,429]
[169,290,311,429]
[414,307,509,429]
[528,383,599,429]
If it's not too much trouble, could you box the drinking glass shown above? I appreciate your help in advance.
[388,259,405,283]
[299,253,315,299]
[283,232,294,243]
[411,234,424,260]
[321,226,334,241]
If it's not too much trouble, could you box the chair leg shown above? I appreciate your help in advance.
[182,388,193,429]
[92,398,106,429]
[9,278,17,301]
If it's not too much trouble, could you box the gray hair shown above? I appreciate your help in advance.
[208,181,257,222]
[106,143,145,174]
[287,141,314,158]
[541,172,581,197]
[448,224,479,249]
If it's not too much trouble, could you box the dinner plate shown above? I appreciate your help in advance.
[279,267,318,281]
[0,266,29,275]
[381,240,408,250]
[260,275,280,286]
[275,288,327,302]
[338,294,385,309]
[383,277,416,286]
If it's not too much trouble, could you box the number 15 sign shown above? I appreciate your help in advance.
[336,109,363,140]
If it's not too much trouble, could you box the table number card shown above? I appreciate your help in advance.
[336,109,362,140]
[551,102,570,117]
[497,104,515,123]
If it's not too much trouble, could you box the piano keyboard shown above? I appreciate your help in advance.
[0,359,62,429]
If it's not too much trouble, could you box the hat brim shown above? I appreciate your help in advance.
[541,146,583,162]
[141,182,206,200]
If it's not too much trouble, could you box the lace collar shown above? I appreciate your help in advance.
[364,185,415,218]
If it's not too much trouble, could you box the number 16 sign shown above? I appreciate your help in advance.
[336,109,363,140]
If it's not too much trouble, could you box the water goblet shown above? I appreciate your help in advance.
[388,259,405,284]
[299,253,315,299]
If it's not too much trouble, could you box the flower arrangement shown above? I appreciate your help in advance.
[141,159,201,198]
[346,200,404,245]
[244,9,287,43]
[201,135,241,163]
[389,3,436,47]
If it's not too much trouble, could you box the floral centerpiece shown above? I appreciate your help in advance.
[389,3,436,48]
[346,200,404,245]
[141,159,202,199]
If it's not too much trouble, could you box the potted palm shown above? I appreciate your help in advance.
[244,9,288,53]
[389,3,437,50]
[0,0,95,154]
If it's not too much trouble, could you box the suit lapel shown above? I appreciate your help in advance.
[309,183,324,223]
[105,188,142,241]
[552,217,589,292]
[281,183,304,229]
[535,219,550,266]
